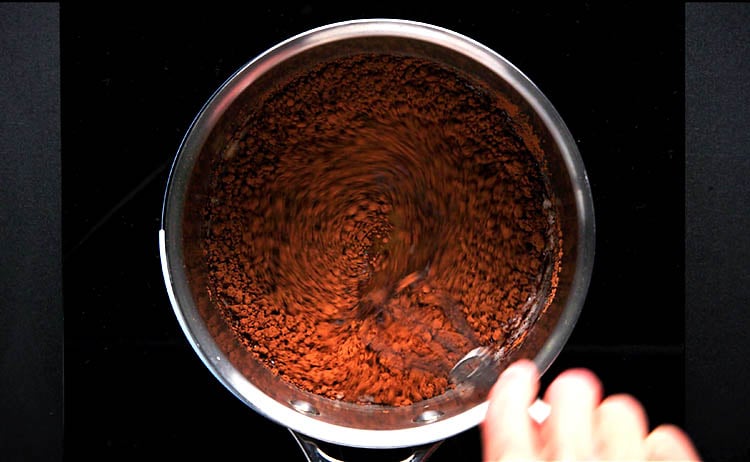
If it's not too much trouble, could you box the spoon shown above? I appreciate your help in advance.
[449,346,551,424]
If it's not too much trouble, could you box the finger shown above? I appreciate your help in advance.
[594,393,648,460]
[645,424,702,461]
[481,359,540,461]
[541,368,602,461]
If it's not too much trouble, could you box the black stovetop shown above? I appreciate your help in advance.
[61,4,686,461]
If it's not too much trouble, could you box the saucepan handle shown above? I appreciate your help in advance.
[289,429,443,462]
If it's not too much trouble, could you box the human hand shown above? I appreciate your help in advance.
[481,359,701,461]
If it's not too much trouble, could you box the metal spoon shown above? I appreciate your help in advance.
[449,346,551,424]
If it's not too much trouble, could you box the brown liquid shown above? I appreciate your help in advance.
[202,54,561,406]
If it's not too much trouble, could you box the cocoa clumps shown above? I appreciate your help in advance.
[203,53,561,407]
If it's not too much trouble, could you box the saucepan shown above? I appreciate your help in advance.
[159,19,595,461]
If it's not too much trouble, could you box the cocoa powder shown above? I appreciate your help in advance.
[203,53,561,406]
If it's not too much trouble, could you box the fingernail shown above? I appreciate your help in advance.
[500,359,537,380]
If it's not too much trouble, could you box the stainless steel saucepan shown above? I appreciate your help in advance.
[159,19,595,462]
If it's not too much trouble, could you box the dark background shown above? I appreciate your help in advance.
[2,2,748,461]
